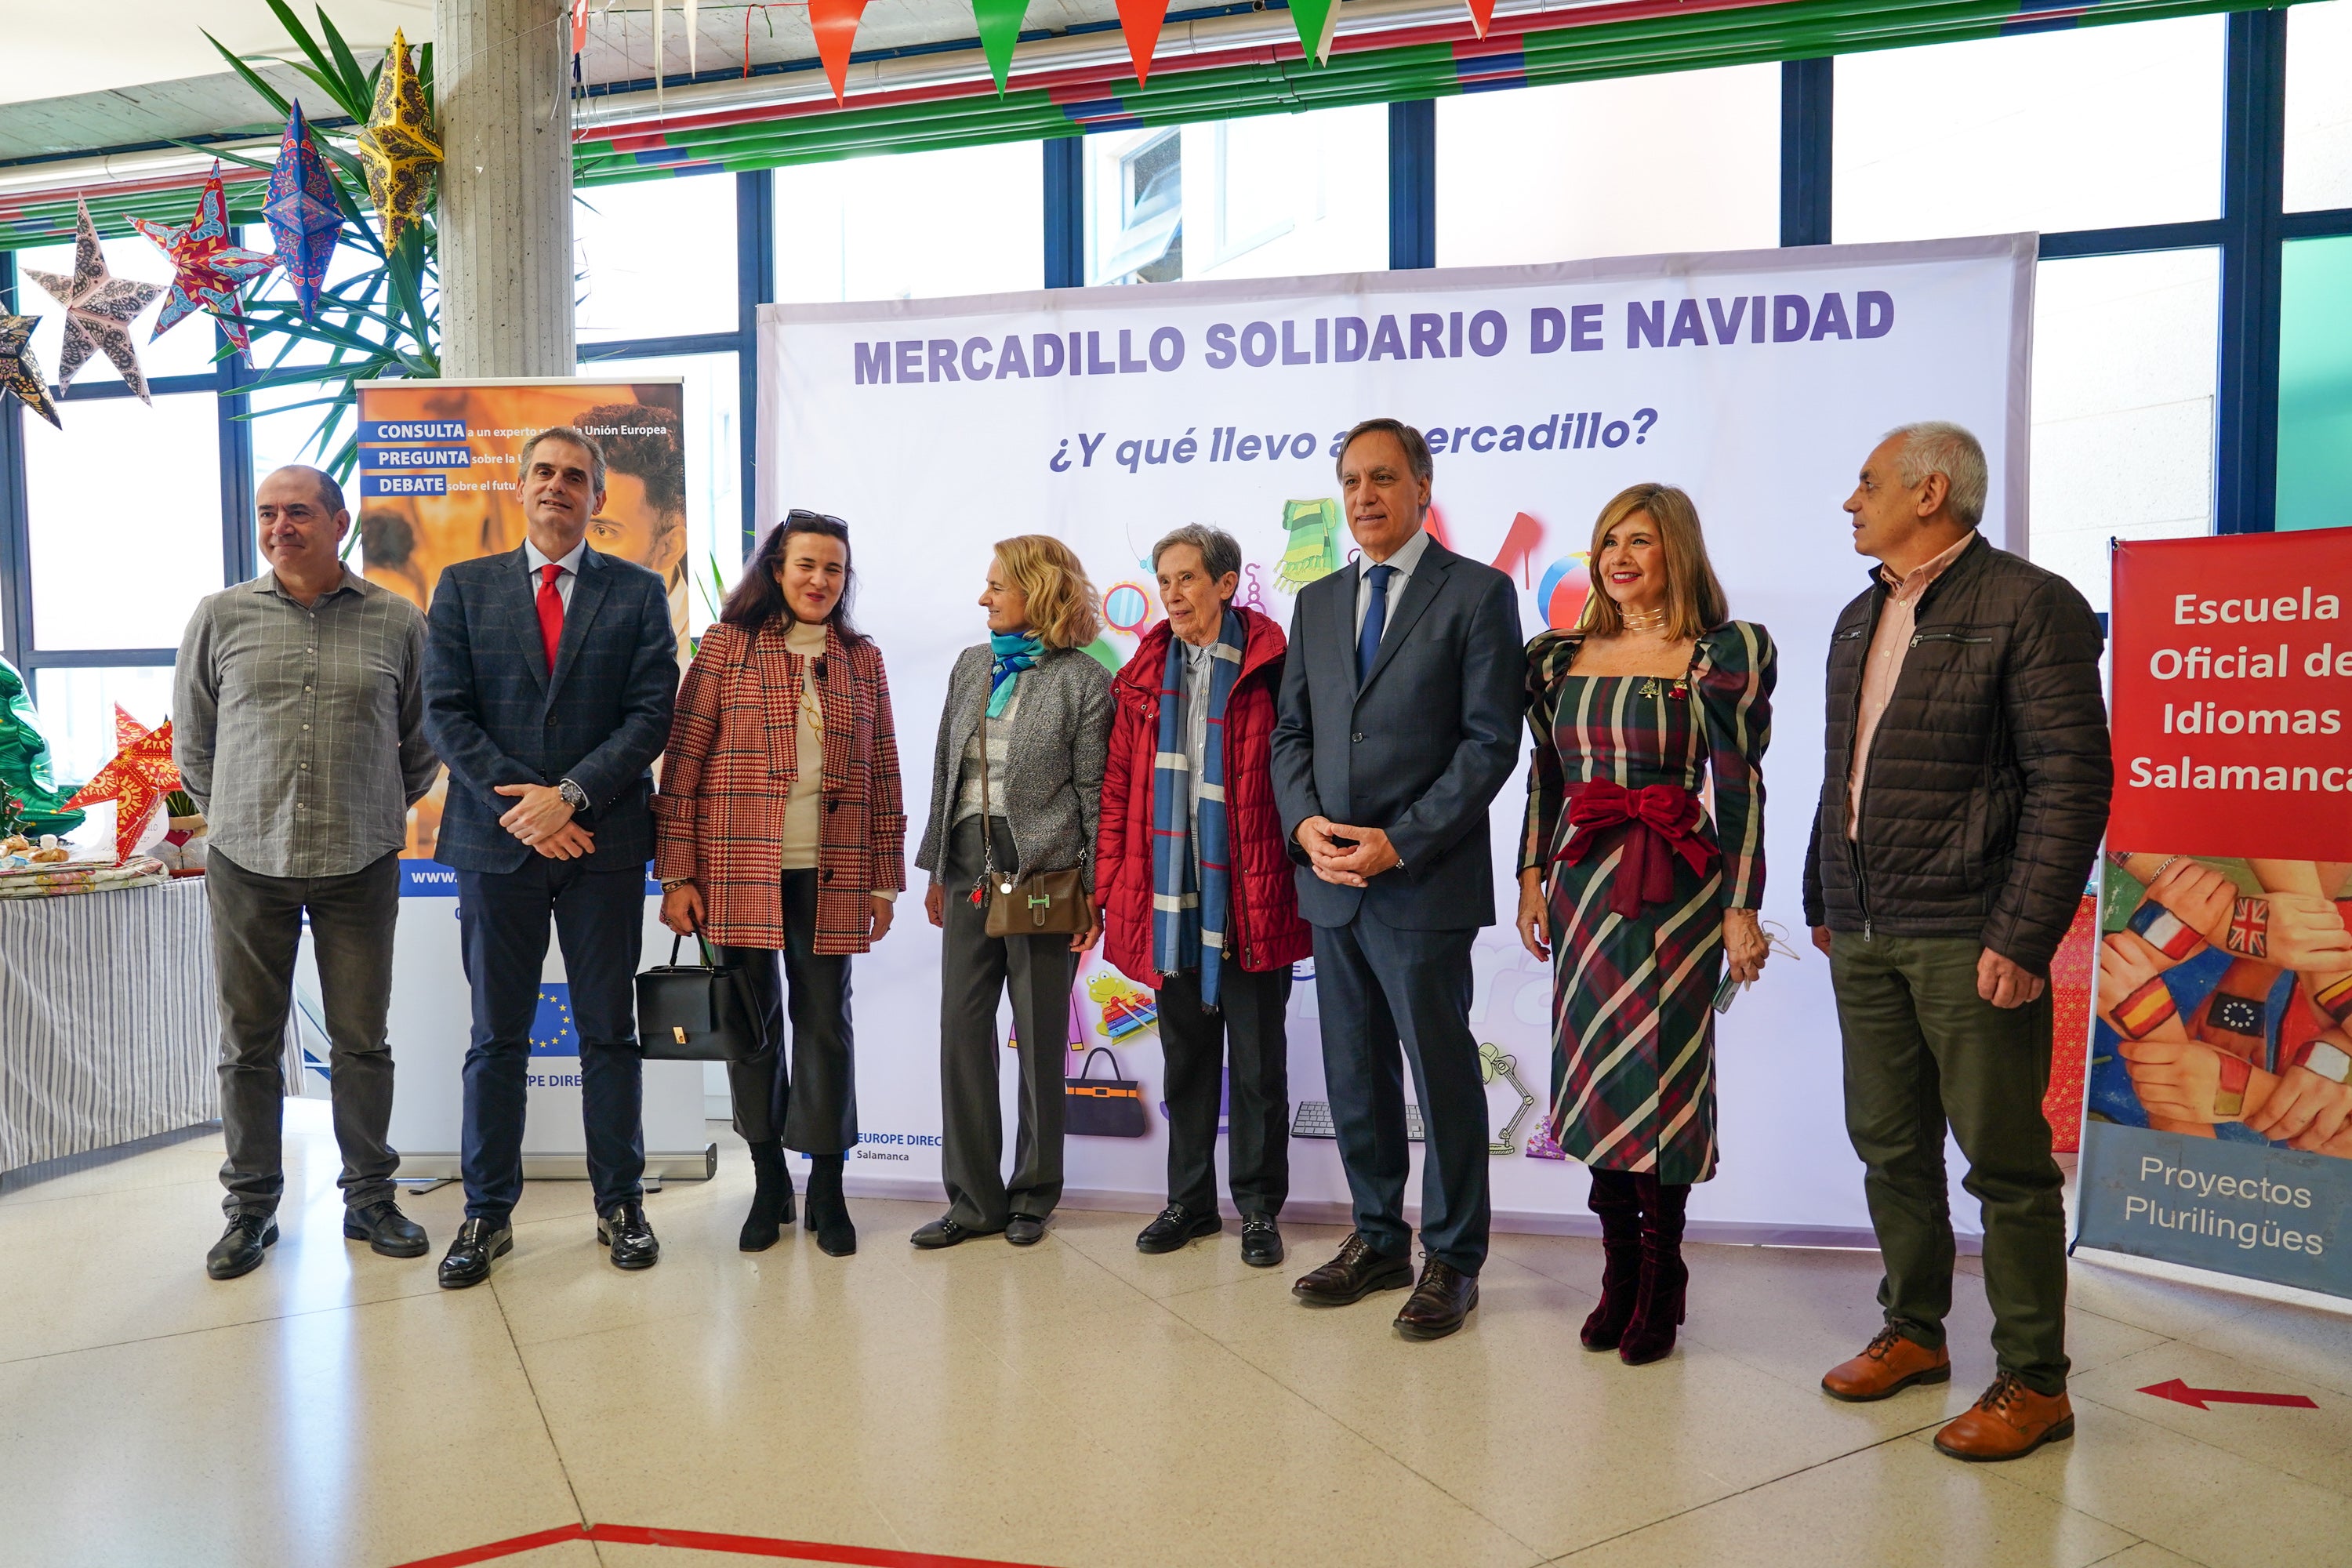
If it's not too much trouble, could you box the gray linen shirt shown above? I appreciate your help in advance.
[173,569,438,878]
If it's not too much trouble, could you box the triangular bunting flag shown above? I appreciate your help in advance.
[1113,0,1169,83]
[973,0,1029,93]
[810,0,869,103]
[1465,0,1494,36]
[687,0,699,75]
[1287,0,1341,64]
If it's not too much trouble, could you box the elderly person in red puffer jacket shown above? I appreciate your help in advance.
[1098,524,1313,1269]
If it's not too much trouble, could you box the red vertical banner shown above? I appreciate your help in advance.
[2109,529,2352,859]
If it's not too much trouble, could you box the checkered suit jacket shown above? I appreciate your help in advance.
[652,617,907,953]
[423,545,677,874]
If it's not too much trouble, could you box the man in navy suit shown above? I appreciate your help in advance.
[1272,418,1523,1340]
[423,426,677,1287]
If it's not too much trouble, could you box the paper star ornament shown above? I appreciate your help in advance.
[64,706,181,863]
[264,100,344,318]
[24,199,165,402]
[356,30,441,252]
[0,315,60,430]
[131,165,279,354]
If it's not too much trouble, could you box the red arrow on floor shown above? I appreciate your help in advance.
[2140,1377,2319,1411]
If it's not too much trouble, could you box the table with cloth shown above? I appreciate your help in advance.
[0,876,217,1173]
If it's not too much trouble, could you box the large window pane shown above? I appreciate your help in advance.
[31,667,176,788]
[775,143,1044,302]
[1835,18,2226,243]
[2278,235,2352,532]
[1437,67,1778,266]
[570,350,740,641]
[2029,249,2218,613]
[2286,0,2352,212]
[575,173,739,341]
[23,392,225,650]
[1084,107,1388,285]
[16,234,221,387]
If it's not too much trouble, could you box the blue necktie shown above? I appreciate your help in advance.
[1357,563,1395,684]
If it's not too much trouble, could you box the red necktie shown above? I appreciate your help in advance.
[536,562,564,673]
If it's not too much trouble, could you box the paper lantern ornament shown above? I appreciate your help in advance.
[0,655,83,838]
[130,165,279,354]
[24,199,165,401]
[64,706,181,862]
[0,314,61,430]
[264,101,344,318]
[356,30,441,252]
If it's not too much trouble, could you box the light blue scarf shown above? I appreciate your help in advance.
[987,630,1041,718]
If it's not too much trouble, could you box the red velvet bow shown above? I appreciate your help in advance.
[1554,779,1718,919]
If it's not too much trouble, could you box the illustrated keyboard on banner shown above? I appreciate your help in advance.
[1291,1102,1425,1142]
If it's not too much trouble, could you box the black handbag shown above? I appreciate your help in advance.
[1065,1047,1148,1138]
[637,934,760,1062]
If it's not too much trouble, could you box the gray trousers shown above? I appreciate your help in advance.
[208,846,401,1218]
[938,815,1072,1229]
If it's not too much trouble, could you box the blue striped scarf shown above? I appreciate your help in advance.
[1152,612,1245,1006]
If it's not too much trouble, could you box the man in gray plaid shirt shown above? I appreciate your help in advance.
[175,465,440,1281]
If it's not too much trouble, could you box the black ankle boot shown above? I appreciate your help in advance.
[1618,1174,1690,1367]
[804,1155,856,1257]
[1580,1168,1642,1351]
[740,1139,794,1252]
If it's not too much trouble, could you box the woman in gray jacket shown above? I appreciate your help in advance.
[913,534,1112,1248]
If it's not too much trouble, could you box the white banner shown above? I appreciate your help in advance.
[760,236,2034,1237]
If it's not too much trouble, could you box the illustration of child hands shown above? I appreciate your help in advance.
[2242,1054,2352,1151]
[2098,932,2188,1040]
[2234,891,2352,971]
[2144,858,2236,947]
[2115,1036,2275,1127]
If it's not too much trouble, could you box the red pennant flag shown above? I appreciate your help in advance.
[1114,0,1170,83]
[810,0,870,103]
[1465,0,1495,35]
[571,0,589,56]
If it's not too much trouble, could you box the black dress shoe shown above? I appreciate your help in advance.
[597,1200,661,1269]
[1393,1258,1479,1341]
[1005,1214,1047,1247]
[438,1217,513,1290]
[205,1214,278,1280]
[1292,1232,1415,1305]
[1240,1214,1285,1269]
[910,1215,995,1249]
[1136,1204,1222,1254]
[343,1200,429,1258]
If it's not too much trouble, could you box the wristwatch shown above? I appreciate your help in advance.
[557,778,588,812]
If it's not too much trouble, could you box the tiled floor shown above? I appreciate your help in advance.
[2,1105,2345,1568]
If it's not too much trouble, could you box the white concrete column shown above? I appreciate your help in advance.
[434,0,573,376]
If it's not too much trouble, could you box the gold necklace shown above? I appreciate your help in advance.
[1621,604,1670,634]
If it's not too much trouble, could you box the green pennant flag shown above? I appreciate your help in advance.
[973,0,1030,93]
[1287,0,1341,65]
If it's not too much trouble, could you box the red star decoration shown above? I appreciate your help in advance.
[64,706,180,862]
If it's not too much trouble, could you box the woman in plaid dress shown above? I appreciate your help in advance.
[1515,485,1775,1365]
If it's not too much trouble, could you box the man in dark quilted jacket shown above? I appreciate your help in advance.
[1804,421,2111,1463]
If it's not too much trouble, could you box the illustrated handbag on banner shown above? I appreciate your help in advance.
[1065,1047,1148,1138]
[975,706,1088,937]
[636,934,760,1062]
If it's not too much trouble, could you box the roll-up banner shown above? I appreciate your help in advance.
[2074,528,2352,1298]
[301,377,712,1179]
[760,238,2034,1238]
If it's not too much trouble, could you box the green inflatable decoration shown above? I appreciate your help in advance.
[0,655,85,838]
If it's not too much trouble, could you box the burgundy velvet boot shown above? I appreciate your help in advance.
[1617,1174,1690,1367]
[1580,1169,1644,1351]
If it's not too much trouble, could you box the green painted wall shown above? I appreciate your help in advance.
[2278,234,2352,532]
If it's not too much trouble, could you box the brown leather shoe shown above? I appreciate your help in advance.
[1292,1232,1416,1306]
[1820,1326,1953,1402]
[1393,1258,1479,1341]
[1934,1374,2074,1462]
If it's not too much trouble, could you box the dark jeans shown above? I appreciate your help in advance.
[715,868,858,1155]
[1831,930,2070,1394]
[456,858,646,1222]
[208,847,401,1218]
[1312,909,1490,1275]
[1159,964,1290,1219]
[938,815,1072,1230]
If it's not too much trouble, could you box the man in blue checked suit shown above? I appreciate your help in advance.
[1272,418,1523,1341]
[423,426,677,1287]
